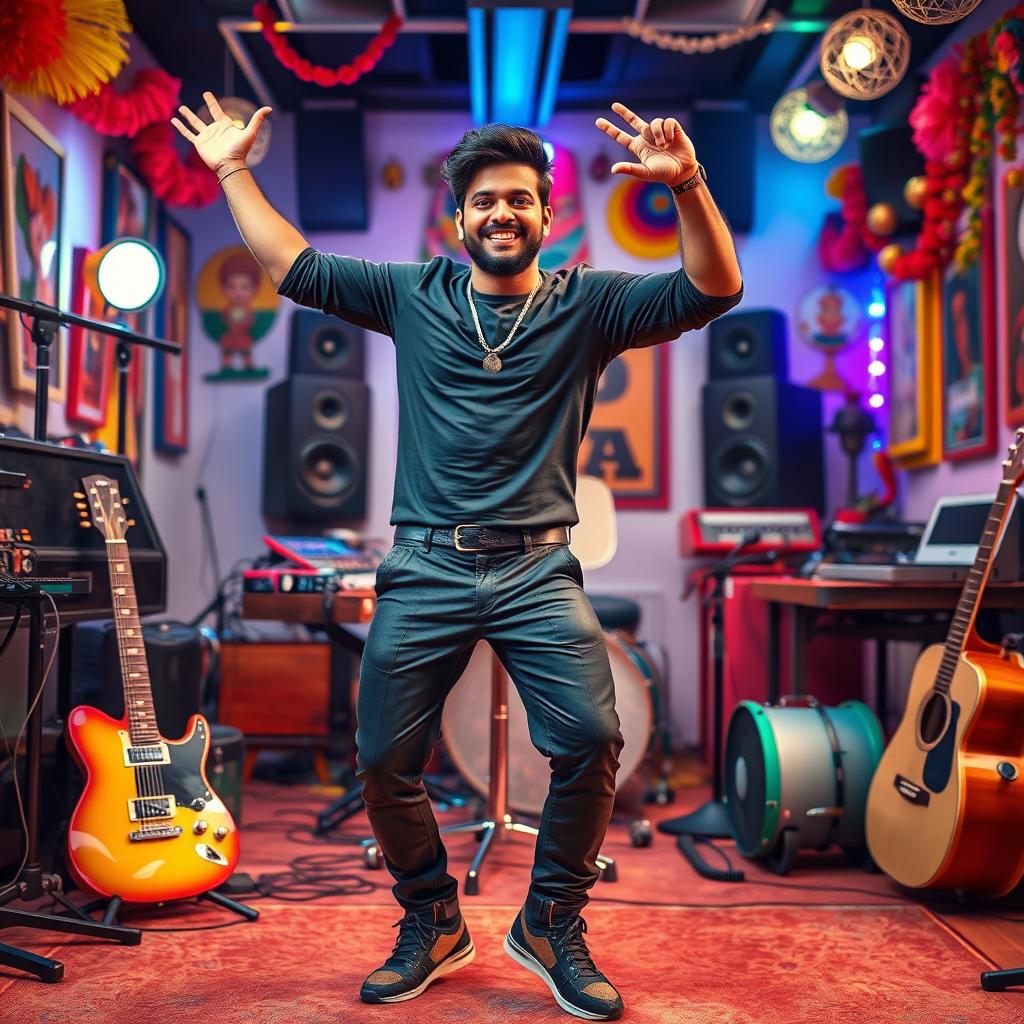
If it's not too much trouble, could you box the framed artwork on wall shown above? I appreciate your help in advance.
[155,210,190,453]
[2,92,65,399]
[66,246,114,426]
[941,206,996,461]
[578,345,670,509]
[888,271,943,470]
[1000,176,1024,427]
[95,153,153,467]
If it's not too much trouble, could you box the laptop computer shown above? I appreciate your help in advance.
[815,493,1021,583]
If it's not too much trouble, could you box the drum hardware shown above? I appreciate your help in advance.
[364,643,619,892]
[629,819,653,848]
[724,697,883,876]
[659,529,780,884]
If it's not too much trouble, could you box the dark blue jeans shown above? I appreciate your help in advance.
[355,531,623,919]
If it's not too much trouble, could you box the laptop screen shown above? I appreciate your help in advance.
[917,495,994,564]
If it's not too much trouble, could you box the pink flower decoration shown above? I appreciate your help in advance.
[909,52,962,163]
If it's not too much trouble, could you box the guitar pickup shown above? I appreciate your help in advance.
[127,795,177,821]
[129,825,183,842]
[121,738,170,767]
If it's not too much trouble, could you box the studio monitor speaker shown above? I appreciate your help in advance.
[857,123,925,234]
[702,377,824,512]
[690,108,755,234]
[296,107,367,231]
[262,375,369,524]
[708,309,788,380]
[290,310,365,378]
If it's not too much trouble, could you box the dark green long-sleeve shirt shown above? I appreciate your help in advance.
[278,249,741,528]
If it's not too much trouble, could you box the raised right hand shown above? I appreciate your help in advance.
[171,91,271,175]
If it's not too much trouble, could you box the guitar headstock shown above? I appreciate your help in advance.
[75,475,134,541]
[1005,428,1024,488]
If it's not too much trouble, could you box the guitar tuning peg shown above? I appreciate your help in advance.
[121,497,130,505]
[75,502,87,510]
[79,521,92,529]
[73,491,85,499]
[127,519,136,527]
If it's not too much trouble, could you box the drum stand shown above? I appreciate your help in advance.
[365,649,618,895]
[659,539,777,882]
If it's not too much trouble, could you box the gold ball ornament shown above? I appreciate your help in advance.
[867,202,899,236]
[877,243,904,274]
[381,158,404,189]
[890,0,983,26]
[903,176,927,209]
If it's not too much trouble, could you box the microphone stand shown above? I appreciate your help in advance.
[659,536,778,881]
[0,292,179,983]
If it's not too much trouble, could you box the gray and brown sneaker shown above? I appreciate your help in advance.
[504,905,623,1020]
[360,906,474,1003]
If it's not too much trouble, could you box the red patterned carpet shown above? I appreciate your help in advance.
[1,778,1022,1022]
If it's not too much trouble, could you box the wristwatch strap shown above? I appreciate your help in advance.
[669,163,707,195]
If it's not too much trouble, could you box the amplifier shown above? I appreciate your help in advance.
[680,507,822,558]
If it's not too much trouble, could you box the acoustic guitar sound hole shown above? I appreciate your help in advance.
[918,691,950,747]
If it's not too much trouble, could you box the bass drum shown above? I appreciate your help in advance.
[724,697,884,875]
[442,634,654,816]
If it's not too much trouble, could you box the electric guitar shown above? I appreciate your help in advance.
[866,429,1024,895]
[65,474,239,902]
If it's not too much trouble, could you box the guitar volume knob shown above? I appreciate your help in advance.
[997,761,1018,781]
[189,798,206,811]
[214,826,228,840]
[193,820,209,834]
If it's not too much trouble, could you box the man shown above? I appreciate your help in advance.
[173,93,742,1021]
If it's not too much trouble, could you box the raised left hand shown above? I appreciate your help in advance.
[595,102,697,186]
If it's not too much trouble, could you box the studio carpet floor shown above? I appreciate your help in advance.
[1,780,1022,1023]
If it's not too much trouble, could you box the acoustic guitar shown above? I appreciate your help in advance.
[65,474,239,902]
[866,430,1024,895]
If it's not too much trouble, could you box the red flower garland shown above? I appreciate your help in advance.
[131,121,220,208]
[65,67,180,137]
[252,2,401,86]
[0,0,66,84]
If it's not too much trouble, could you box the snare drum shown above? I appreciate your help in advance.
[441,633,654,816]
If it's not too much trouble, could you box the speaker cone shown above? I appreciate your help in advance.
[721,328,756,373]
[297,439,356,502]
[309,324,351,372]
[312,388,348,431]
[722,390,757,431]
[712,438,770,502]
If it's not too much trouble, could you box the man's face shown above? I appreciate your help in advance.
[455,162,552,277]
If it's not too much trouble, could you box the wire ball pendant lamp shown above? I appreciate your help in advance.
[819,6,911,100]
[890,0,983,25]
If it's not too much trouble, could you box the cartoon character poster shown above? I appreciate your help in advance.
[67,247,114,426]
[3,94,64,398]
[155,212,190,452]
[797,285,860,392]
[197,245,278,382]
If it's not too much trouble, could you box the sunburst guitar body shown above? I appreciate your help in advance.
[65,474,239,902]
[866,432,1024,895]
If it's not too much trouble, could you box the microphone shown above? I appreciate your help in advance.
[728,527,762,557]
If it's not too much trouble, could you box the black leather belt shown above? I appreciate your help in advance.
[394,524,570,552]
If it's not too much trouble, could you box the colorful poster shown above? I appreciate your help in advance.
[3,94,64,398]
[578,345,669,509]
[197,244,278,382]
[155,212,190,452]
[606,178,677,260]
[1001,178,1024,426]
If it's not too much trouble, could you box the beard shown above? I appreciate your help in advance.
[463,223,544,277]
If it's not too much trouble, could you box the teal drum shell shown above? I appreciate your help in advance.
[724,699,883,859]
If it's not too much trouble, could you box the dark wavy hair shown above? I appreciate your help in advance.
[440,124,553,211]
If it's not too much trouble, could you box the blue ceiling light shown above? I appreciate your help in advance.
[467,2,573,127]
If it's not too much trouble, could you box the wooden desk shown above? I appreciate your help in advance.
[749,577,1024,728]
[241,589,376,628]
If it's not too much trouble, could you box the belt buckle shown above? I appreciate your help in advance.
[454,524,484,552]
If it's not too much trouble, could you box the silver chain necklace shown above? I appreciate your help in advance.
[465,276,541,373]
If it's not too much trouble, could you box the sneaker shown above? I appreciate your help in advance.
[504,906,624,1020]
[360,908,475,1003]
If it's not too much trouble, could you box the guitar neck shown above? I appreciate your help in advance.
[936,481,1016,691]
[106,539,158,745]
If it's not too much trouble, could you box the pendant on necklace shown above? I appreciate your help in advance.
[482,352,502,373]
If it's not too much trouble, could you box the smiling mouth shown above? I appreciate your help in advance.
[486,231,520,242]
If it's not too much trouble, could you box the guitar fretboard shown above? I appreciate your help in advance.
[106,539,157,745]
[935,480,1015,694]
